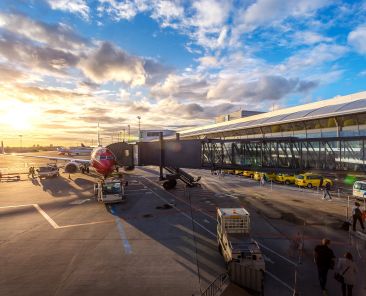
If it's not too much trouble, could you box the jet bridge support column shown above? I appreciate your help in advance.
[159,132,164,181]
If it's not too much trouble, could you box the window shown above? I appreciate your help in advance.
[147,132,161,137]
[102,182,121,194]
[354,182,366,190]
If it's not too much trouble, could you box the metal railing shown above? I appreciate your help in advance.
[201,273,230,296]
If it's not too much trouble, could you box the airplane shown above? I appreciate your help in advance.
[57,143,93,156]
[17,124,117,178]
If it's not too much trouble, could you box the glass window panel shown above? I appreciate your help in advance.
[280,123,293,132]
[270,125,281,133]
[357,113,366,125]
[292,121,306,131]
[318,118,337,128]
[305,119,321,130]
[339,115,357,127]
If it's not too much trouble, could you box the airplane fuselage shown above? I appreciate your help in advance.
[90,147,116,177]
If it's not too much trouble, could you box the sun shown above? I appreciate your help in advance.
[0,101,37,131]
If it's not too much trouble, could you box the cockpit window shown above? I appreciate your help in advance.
[99,155,114,160]
[102,182,121,194]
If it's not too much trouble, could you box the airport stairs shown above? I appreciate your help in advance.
[164,166,201,188]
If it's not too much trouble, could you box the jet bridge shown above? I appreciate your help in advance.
[107,135,366,189]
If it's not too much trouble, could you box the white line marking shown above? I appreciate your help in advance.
[266,270,294,292]
[0,204,112,229]
[142,176,298,268]
[203,219,210,224]
[263,255,275,264]
[0,204,34,209]
[70,199,90,205]
[258,242,297,267]
[110,205,132,254]
[58,220,113,228]
[33,204,60,229]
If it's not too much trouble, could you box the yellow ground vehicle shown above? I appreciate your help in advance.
[234,170,244,175]
[254,172,276,181]
[243,170,254,178]
[276,173,295,185]
[295,173,333,188]
[264,172,276,181]
[253,172,261,181]
[223,169,235,174]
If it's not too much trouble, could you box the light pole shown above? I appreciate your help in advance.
[128,124,130,142]
[137,116,141,141]
[122,128,126,142]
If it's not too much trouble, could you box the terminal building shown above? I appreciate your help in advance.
[177,91,366,172]
[140,129,175,142]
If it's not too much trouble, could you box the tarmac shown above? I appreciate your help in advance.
[0,152,366,296]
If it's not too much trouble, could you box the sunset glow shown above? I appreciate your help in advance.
[0,1,365,146]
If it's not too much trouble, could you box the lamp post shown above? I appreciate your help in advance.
[128,125,130,142]
[122,128,126,142]
[137,116,141,141]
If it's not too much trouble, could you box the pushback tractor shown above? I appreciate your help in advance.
[94,177,127,204]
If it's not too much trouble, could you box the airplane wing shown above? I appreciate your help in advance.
[15,154,91,164]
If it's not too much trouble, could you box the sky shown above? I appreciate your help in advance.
[0,0,365,146]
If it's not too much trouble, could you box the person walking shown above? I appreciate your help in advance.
[30,167,35,179]
[352,202,365,232]
[314,238,336,295]
[323,182,332,200]
[336,252,357,296]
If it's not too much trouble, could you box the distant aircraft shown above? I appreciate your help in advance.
[57,143,93,156]
[18,124,117,178]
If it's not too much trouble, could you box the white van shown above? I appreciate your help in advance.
[353,181,366,198]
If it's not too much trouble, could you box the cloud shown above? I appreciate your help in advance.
[47,0,90,20]
[97,0,149,21]
[79,42,146,85]
[0,13,87,51]
[348,25,366,54]
[150,74,209,101]
[230,0,330,46]
[207,75,318,102]
[0,31,79,74]
[17,85,89,102]
[239,0,329,32]
[79,115,125,124]
[150,0,184,28]
[0,64,25,82]
[45,109,70,114]
[284,43,348,71]
[292,31,332,45]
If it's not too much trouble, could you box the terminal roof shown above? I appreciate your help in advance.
[180,91,366,137]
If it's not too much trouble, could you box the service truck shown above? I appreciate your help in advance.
[217,208,265,271]
[37,164,60,179]
[94,177,127,204]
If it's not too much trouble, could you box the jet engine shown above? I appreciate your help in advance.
[64,162,79,173]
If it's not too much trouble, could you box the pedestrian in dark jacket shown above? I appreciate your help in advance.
[323,182,332,200]
[352,202,365,232]
[314,238,335,295]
